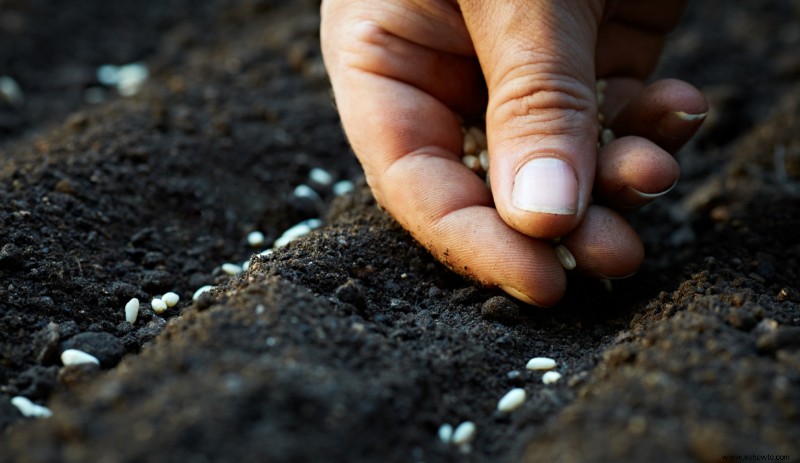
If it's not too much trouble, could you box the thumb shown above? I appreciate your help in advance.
[460,0,603,238]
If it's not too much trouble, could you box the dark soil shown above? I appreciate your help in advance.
[1,1,799,462]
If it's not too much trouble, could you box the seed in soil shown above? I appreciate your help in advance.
[452,421,476,446]
[554,244,576,270]
[193,285,214,300]
[162,292,180,307]
[61,349,100,366]
[542,371,562,384]
[333,180,355,196]
[0,75,24,107]
[438,423,453,444]
[151,298,168,314]
[497,388,526,413]
[526,357,557,370]
[125,298,140,324]
[10,396,52,419]
[273,218,322,248]
[309,167,334,186]
[293,184,321,201]
[247,231,265,248]
[221,263,242,275]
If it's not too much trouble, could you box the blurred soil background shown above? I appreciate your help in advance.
[0,0,799,461]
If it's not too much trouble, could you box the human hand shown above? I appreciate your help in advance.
[321,0,707,306]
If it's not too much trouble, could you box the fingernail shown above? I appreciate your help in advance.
[623,178,678,200]
[499,285,538,306]
[657,111,707,140]
[512,158,578,215]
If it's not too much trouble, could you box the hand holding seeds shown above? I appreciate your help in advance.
[321,0,707,306]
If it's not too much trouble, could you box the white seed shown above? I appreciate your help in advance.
[162,292,180,307]
[0,75,24,107]
[554,244,577,270]
[478,149,490,172]
[309,167,334,186]
[221,263,242,275]
[596,79,607,106]
[192,285,214,300]
[125,298,139,324]
[242,259,250,271]
[462,154,480,172]
[462,129,478,156]
[468,126,487,150]
[10,396,52,419]
[259,249,274,257]
[542,371,562,385]
[600,128,616,146]
[293,184,321,201]
[332,180,355,196]
[526,357,557,370]
[61,349,100,366]
[116,63,149,97]
[247,231,265,247]
[452,421,476,446]
[497,388,526,413]
[438,423,453,444]
[273,218,322,248]
[151,298,168,314]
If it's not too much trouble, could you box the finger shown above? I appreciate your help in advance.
[560,205,644,279]
[594,136,679,209]
[606,78,707,154]
[459,0,604,239]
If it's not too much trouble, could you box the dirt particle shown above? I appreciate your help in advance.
[756,326,800,353]
[480,296,519,325]
[334,279,367,312]
[0,243,23,269]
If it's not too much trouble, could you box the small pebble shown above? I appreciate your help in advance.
[61,348,100,366]
[162,291,180,307]
[221,263,242,275]
[125,298,139,324]
[309,167,334,186]
[497,388,526,413]
[438,423,453,444]
[332,180,355,196]
[247,231,265,248]
[526,357,557,370]
[542,371,562,384]
[10,396,52,419]
[452,421,476,446]
[192,285,214,300]
[151,298,168,314]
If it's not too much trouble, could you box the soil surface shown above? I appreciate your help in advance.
[1,1,799,462]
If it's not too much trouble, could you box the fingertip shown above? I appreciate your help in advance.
[562,205,644,279]
[595,136,680,209]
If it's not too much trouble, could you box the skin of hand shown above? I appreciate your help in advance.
[321,0,707,306]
